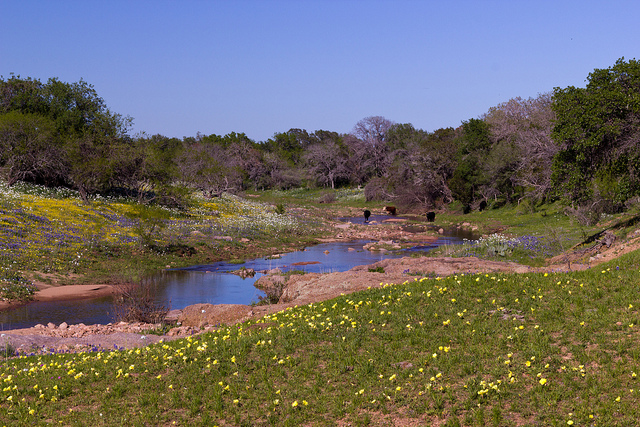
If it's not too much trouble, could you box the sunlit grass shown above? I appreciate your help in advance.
[430,202,640,266]
[1,250,640,425]
[0,181,322,299]
[249,187,367,208]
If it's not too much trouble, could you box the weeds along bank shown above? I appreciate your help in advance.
[0,181,325,302]
[1,251,640,425]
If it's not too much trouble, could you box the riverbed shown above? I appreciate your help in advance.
[0,222,474,329]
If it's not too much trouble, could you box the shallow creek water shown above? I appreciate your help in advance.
[0,218,475,330]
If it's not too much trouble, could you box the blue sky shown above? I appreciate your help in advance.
[2,0,638,142]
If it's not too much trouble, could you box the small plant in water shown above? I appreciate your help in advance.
[112,278,170,323]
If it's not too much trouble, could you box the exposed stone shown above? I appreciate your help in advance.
[177,303,253,328]
[254,275,286,290]
[165,309,182,322]
[231,268,256,278]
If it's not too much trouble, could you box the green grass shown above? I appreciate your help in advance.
[430,202,640,266]
[247,187,368,210]
[0,181,328,296]
[2,251,640,425]
[5,184,640,424]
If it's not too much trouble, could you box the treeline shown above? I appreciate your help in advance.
[1,58,639,221]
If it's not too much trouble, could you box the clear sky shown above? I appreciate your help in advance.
[2,0,638,142]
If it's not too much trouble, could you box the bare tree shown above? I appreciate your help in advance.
[304,139,349,188]
[261,151,301,190]
[177,142,241,197]
[342,134,371,185]
[226,140,266,190]
[483,93,558,201]
[0,112,67,186]
[385,140,454,208]
[351,116,395,177]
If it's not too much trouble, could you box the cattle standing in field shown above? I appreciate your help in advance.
[384,206,397,215]
[426,211,436,222]
[363,209,371,223]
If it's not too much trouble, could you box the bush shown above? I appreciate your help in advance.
[318,192,336,203]
[256,280,287,305]
[111,278,169,324]
[364,177,388,202]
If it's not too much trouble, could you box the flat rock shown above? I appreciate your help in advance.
[177,303,253,328]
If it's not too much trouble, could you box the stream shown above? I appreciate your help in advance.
[0,218,475,330]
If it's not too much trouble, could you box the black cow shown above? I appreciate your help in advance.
[426,211,436,222]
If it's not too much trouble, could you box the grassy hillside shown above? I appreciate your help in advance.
[1,251,640,425]
[3,185,640,424]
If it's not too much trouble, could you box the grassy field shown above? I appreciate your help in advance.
[1,250,640,425]
[3,185,640,425]
[428,201,640,268]
[0,182,329,300]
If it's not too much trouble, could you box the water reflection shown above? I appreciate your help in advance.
[0,297,115,330]
[0,221,475,330]
[180,240,401,274]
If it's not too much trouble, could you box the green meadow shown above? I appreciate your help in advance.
[1,254,640,425]
[2,184,640,425]
[0,182,328,299]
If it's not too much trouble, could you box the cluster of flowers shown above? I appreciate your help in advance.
[0,270,636,423]
[457,233,553,259]
[189,193,309,239]
[0,181,312,300]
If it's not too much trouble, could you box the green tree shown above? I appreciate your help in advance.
[0,111,66,186]
[0,76,133,198]
[0,75,47,115]
[551,57,640,206]
[263,130,306,166]
[449,118,491,205]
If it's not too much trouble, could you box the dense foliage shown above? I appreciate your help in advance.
[1,57,639,215]
[551,58,640,212]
